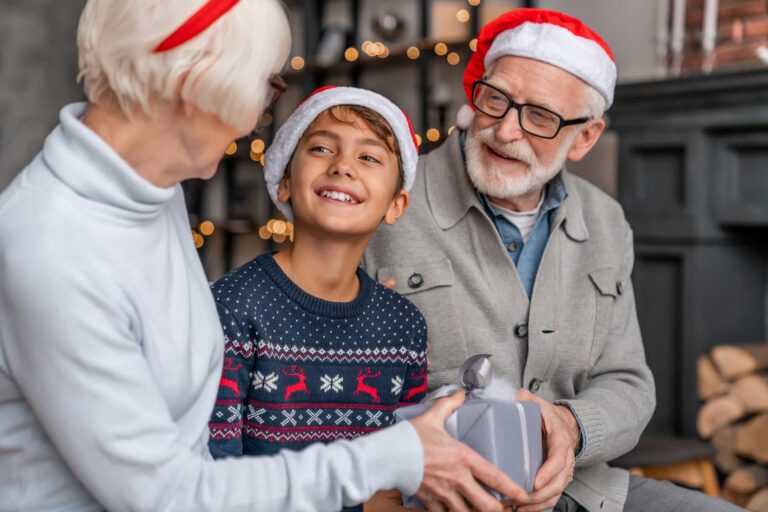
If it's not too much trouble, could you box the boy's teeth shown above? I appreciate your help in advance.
[320,190,356,203]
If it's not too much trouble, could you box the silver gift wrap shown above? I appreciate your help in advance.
[393,355,543,508]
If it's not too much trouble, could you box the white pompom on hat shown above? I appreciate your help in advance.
[264,86,419,221]
[457,8,617,129]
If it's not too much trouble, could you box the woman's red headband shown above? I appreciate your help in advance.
[154,0,241,53]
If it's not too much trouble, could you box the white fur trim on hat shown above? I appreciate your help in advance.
[456,103,476,130]
[263,86,418,222]
[486,22,617,107]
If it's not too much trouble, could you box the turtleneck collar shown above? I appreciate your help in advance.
[42,103,177,219]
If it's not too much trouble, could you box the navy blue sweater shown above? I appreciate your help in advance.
[209,252,428,465]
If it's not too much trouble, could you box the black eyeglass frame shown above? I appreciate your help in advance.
[471,80,591,140]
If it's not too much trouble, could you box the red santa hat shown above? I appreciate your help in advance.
[457,8,616,129]
[264,86,419,221]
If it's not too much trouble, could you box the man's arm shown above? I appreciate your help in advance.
[553,224,656,467]
[513,224,656,512]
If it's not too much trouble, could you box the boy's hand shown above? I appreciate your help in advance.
[410,391,531,512]
[380,278,397,290]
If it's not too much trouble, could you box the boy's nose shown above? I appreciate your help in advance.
[329,158,356,179]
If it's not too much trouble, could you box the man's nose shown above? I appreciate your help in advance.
[494,108,525,143]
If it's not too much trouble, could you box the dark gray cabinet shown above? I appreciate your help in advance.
[612,69,768,437]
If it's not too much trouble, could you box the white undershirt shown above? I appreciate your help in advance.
[487,190,545,243]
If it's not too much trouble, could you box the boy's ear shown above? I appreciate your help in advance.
[277,176,291,202]
[383,190,409,225]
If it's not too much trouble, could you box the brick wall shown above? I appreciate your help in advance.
[681,0,768,73]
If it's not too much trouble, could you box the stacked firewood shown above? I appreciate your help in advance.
[697,343,768,511]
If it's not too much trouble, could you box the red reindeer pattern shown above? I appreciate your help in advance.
[353,368,381,403]
[283,365,310,401]
[219,357,242,396]
[403,368,428,401]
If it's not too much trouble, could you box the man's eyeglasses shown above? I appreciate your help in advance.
[471,80,590,139]
[251,74,286,137]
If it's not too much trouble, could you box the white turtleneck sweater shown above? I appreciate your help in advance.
[0,103,423,511]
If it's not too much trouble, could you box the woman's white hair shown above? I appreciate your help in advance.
[77,0,291,132]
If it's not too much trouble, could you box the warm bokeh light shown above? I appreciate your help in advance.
[426,128,441,142]
[448,125,456,136]
[447,52,461,65]
[290,56,305,70]
[469,38,478,52]
[225,142,237,155]
[468,0,481,6]
[250,151,261,161]
[434,42,448,56]
[259,154,266,166]
[456,9,470,23]
[193,231,204,248]
[344,47,359,61]
[258,226,272,240]
[407,46,420,60]
[415,134,423,146]
[251,139,265,153]
[199,221,215,236]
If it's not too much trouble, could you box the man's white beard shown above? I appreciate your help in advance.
[465,125,575,200]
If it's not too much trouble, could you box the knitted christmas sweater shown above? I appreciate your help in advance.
[209,253,428,460]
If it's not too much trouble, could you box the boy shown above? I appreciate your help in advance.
[208,87,426,511]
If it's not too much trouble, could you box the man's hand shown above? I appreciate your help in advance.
[410,391,531,512]
[516,389,580,512]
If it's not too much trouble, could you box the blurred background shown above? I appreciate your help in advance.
[2,1,768,506]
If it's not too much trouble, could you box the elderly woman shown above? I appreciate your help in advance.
[0,1,525,511]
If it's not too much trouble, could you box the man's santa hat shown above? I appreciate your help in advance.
[457,8,616,129]
[264,86,419,221]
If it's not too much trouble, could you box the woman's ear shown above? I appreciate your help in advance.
[383,190,409,225]
[277,176,291,202]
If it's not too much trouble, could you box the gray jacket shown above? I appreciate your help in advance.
[363,132,656,511]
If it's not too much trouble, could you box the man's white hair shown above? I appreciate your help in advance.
[77,0,291,132]
[582,84,607,119]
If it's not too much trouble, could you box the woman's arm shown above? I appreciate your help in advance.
[0,260,424,511]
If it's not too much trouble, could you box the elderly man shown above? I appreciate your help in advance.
[365,9,742,512]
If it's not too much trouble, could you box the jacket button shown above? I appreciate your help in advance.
[514,323,528,338]
[408,273,424,289]
[616,281,624,295]
[507,242,517,252]
[528,378,542,393]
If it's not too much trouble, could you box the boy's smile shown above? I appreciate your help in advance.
[278,109,408,238]
[315,185,362,205]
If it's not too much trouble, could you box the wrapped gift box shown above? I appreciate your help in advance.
[394,398,542,508]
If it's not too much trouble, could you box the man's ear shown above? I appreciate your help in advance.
[277,176,291,202]
[567,118,606,162]
[383,190,409,225]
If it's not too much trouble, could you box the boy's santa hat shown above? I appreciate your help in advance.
[457,8,616,129]
[264,86,419,221]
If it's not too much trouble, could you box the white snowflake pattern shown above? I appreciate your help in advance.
[227,405,241,423]
[252,371,278,392]
[391,376,404,395]
[320,374,344,393]
[247,406,266,423]
[365,411,383,427]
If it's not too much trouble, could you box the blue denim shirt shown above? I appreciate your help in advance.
[479,177,567,298]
